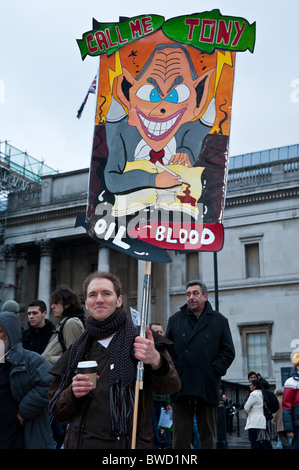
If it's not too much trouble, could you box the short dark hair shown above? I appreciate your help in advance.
[83,272,122,299]
[149,322,162,328]
[28,300,47,313]
[50,285,82,312]
[248,371,257,379]
[149,322,163,332]
[186,280,208,294]
[251,379,262,389]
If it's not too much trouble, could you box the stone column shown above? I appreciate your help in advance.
[2,244,17,302]
[97,246,110,272]
[37,239,53,316]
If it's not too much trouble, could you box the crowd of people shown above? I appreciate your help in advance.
[0,274,298,450]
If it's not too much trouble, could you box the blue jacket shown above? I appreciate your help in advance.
[166,300,235,405]
[0,311,54,449]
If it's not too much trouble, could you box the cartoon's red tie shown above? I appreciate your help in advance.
[149,149,165,165]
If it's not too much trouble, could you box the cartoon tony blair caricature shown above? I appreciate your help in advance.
[104,43,215,195]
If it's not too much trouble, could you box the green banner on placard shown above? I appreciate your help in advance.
[162,10,255,54]
[77,10,255,60]
[77,15,165,59]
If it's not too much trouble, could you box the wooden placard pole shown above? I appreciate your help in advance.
[131,261,151,449]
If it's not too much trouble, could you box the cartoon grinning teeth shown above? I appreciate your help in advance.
[140,114,179,137]
[147,120,157,133]
[161,121,168,132]
[152,123,161,135]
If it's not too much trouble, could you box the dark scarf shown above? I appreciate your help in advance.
[49,307,137,437]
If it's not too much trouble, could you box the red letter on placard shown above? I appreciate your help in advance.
[232,21,246,46]
[141,16,153,34]
[130,20,142,39]
[95,31,109,51]
[185,18,200,40]
[216,20,233,46]
[200,19,216,43]
[115,26,128,45]
[86,34,98,54]
[105,29,118,48]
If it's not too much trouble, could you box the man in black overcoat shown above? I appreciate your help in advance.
[166,279,235,449]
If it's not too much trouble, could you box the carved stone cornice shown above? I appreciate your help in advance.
[225,186,299,207]
[5,204,86,227]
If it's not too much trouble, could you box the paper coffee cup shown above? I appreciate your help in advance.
[77,360,98,389]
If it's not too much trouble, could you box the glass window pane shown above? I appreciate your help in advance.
[247,332,268,377]
[245,243,260,278]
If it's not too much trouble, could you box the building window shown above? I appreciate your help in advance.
[186,252,199,281]
[240,234,264,279]
[247,332,267,376]
[238,322,273,378]
[245,243,260,278]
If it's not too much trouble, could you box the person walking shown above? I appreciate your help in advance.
[22,300,55,354]
[165,279,235,449]
[48,272,181,449]
[244,379,272,449]
[0,311,54,449]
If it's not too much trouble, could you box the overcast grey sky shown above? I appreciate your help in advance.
[1,0,298,172]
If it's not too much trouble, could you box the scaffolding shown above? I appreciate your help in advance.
[0,140,59,238]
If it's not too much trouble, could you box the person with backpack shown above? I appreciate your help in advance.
[244,379,272,449]
[248,371,279,416]
[41,286,85,448]
[42,286,85,365]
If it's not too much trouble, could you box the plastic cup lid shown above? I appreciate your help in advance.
[77,361,98,368]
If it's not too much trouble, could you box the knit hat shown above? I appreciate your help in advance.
[1,300,20,314]
[291,352,299,368]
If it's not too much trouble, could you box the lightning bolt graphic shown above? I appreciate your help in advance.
[97,51,123,124]
[108,50,122,89]
[209,51,233,134]
[214,51,233,94]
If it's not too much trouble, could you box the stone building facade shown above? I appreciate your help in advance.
[1,143,298,388]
